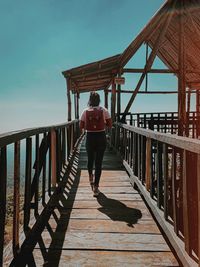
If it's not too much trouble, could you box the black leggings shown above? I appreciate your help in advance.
[86,131,107,187]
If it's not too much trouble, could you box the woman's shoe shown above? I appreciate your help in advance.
[93,186,100,197]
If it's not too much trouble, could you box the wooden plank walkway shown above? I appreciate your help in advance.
[31,144,179,266]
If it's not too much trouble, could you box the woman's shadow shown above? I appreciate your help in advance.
[97,192,142,227]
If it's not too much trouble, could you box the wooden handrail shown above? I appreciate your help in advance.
[121,123,200,154]
[111,123,200,267]
[0,120,80,267]
[0,120,78,148]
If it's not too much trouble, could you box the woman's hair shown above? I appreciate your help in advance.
[88,92,100,107]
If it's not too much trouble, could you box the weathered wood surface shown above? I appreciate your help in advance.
[29,145,179,266]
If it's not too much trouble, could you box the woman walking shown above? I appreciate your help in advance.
[80,92,112,197]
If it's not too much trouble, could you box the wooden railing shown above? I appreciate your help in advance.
[120,111,200,138]
[0,120,80,266]
[111,123,200,267]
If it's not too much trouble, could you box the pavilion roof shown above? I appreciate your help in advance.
[120,0,200,90]
[62,54,121,93]
[62,0,200,92]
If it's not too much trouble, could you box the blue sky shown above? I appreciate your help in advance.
[0,0,188,133]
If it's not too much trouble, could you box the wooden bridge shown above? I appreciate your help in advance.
[1,0,200,266]
[1,120,200,266]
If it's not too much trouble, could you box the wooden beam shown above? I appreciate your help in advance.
[51,129,57,187]
[117,74,121,119]
[197,154,200,267]
[106,89,197,94]
[178,0,186,136]
[111,80,116,121]
[13,141,20,255]
[145,138,151,191]
[123,68,177,74]
[67,78,72,121]
[76,92,80,120]
[121,6,175,121]
[0,146,7,267]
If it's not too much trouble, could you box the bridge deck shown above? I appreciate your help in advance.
[31,145,179,266]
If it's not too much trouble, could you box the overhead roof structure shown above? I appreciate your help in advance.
[62,54,121,93]
[62,0,200,93]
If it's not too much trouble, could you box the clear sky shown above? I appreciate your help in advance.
[0,0,190,133]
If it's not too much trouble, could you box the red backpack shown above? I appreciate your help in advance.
[85,108,105,131]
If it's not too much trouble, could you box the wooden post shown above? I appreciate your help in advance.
[117,74,121,121]
[66,78,72,121]
[34,134,39,216]
[13,141,20,255]
[163,144,168,220]
[42,133,47,205]
[145,138,151,191]
[0,147,7,267]
[74,92,77,120]
[197,154,200,266]
[111,79,116,121]
[196,90,200,138]
[172,148,178,234]
[183,150,190,253]
[185,89,191,137]
[178,1,186,136]
[104,90,108,109]
[77,92,80,119]
[24,138,32,230]
[157,141,163,209]
[51,129,57,187]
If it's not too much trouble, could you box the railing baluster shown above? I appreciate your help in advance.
[24,138,32,230]
[157,141,163,209]
[197,153,200,265]
[48,133,52,196]
[183,150,190,253]
[34,134,39,216]
[51,129,57,187]
[62,128,66,165]
[172,148,178,234]
[0,146,7,267]
[145,138,151,191]
[163,144,168,220]
[133,133,138,176]
[42,133,47,205]
[137,134,141,180]
[13,141,20,255]
[56,129,61,182]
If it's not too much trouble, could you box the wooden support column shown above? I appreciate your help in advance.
[145,138,151,191]
[178,1,186,136]
[51,129,57,187]
[196,90,200,138]
[104,90,108,109]
[0,147,7,267]
[197,154,200,266]
[66,78,72,121]
[117,81,121,121]
[121,7,174,121]
[111,79,116,121]
[74,92,77,120]
[77,92,80,119]
[13,141,20,255]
